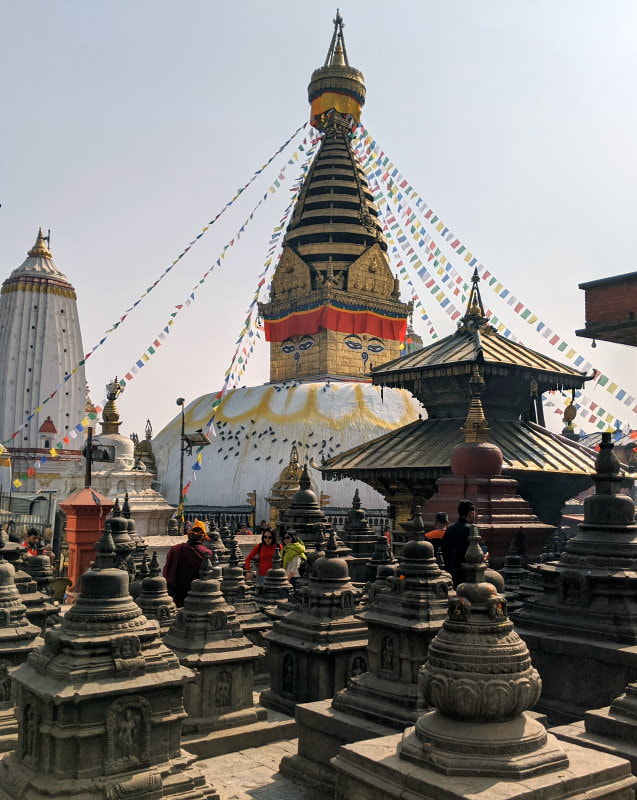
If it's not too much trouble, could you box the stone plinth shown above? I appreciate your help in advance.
[332,733,636,800]
[163,555,266,736]
[280,539,451,791]
[514,434,637,721]
[339,490,378,582]
[0,524,218,800]
[59,486,114,594]
[260,533,368,716]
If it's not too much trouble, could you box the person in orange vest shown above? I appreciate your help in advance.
[425,512,448,543]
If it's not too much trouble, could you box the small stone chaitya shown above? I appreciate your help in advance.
[0,526,219,800]
[260,532,368,715]
[331,526,636,800]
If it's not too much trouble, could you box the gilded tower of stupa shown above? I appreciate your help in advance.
[260,12,410,382]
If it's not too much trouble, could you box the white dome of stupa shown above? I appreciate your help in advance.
[154,380,422,522]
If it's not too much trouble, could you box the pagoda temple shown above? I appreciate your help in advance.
[322,270,606,527]
[154,13,422,523]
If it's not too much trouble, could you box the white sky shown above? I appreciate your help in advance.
[2,0,636,440]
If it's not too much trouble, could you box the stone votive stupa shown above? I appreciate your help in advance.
[221,532,271,643]
[0,543,43,753]
[514,432,637,721]
[260,532,368,715]
[163,554,266,742]
[255,545,292,616]
[365,532,398,584]
[136,550,177,635]
[122,491,148,569]
[339,490,379,582]
[331,526,636,800]
[280,464,332,547]
[22,535,54,596]
[281,538,452,791]
[0,525,219,800]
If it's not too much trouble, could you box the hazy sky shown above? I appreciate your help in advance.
[2,0,636,440]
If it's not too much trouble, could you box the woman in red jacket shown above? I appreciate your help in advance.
[244,528,281,584]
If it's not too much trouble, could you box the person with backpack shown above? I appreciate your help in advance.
[163,519,212,606]
[282,531,307,588]
[244,528,281,584]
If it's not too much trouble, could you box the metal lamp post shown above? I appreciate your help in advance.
[176,398,186,535]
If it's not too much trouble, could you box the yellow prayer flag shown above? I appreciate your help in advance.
[81,417,90,427]
[49,448,58,457]
[13,479,22,488]
[142,353,150,363]
[566,348,575,359]
[464,252,473,263]
[436,222,444,232]
[608,382,618,394]
[495,282,503,293]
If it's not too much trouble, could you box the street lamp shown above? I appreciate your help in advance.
[176,398,212,536]
[176,398,186,535]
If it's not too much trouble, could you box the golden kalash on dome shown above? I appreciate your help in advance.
[259,11,411,382]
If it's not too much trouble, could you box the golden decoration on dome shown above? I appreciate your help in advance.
[462,364,491,444]
[27,228,52,259]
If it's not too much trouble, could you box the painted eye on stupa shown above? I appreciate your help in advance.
[367,338,385,353]
[298,336,315,351]
[281,340,296,354]
[344,335,363,350]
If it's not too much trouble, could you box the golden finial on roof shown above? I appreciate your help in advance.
[459,268,488,330]
[462,364,490,443]
[28,228,52,259]
[101,377,124,435]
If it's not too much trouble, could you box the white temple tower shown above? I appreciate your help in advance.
[0,230,86,490]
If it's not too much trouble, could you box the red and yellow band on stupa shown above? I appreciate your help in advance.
[264,303,407,343]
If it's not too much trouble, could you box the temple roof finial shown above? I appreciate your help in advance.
[462,364,490,444]
[325,9,348,67]
[28,228,52,259]
[460,268,488,330]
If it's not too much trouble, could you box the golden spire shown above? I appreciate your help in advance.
[28,228,52,259]
[459,268,488,330]
[101,378,124,435]
[462,364,490,443]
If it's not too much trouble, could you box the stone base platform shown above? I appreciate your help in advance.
[260,687,296,716]
[183,706,297,759]
[331,732,636,800]
[280,700,395,794]
[0,749,219,800]
[552,708,637,774]
[183,704,267,735]
[0,707,17,753]
[515,628,637,724]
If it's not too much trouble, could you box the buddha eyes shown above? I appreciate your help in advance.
[367,342,384,353]
[282,337,315,354]
[345,339,363,350]
[344,337,385,353]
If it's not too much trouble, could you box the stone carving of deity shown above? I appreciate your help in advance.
[350,655,367,677]
[215,671,232,708]
[22,703,37,758]
[0,663,10,703]
[116,707,141,759]
[380,636,395,671]
[282,652,295,694]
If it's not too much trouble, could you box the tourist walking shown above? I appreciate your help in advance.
[244,529,281,584]
[163,519,212,607]
[441,501,475,586]
[282,532,307,587]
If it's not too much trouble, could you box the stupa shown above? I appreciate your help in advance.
[67,380,174,537]
[136,550,177,635]
[281,464,333,546]
[515,433,637,721]
[0,524,219,800]
[260,532,368,715]
[0,230,86,494]
[281,537,451,791]
[423,363,555,564]
[338,489,378,581]
[255,546,292,615]
[221,532,271,643]
[0,544,43,752]
[331,526,636,800]
[163,555,266,738]
[322,270,605,529]
[265,444,304,528]
[365,532,398,583]
[153,11,424,524]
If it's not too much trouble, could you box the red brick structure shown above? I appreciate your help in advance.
[59,487,113,596]
[576,271,637,346]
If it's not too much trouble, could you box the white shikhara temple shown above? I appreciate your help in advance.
[0,230,86,491]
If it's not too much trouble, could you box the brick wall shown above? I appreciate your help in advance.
[584,276,637,325]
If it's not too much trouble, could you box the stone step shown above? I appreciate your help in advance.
[182,716,298,759]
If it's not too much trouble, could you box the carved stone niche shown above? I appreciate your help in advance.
[557,571,592,607]
[19,695,39,762]
[379,634,397,677]
[349,653,367,680]
[270,248,312,299]
[111,634,144,673]
[105,695,152,773]
[214,671,232,709]
[0,662,11,705]
[347,243,394,297]
[281,651,296,697]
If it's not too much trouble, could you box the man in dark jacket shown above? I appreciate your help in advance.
[163,519,212,607]
[441,500,475,587]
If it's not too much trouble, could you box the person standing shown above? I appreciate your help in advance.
[425,513,449,542]
[282,532,307,588]
[22,528,40,557]
[163,519,212,607]
[441,501,475,587]
[244,528,281,584]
